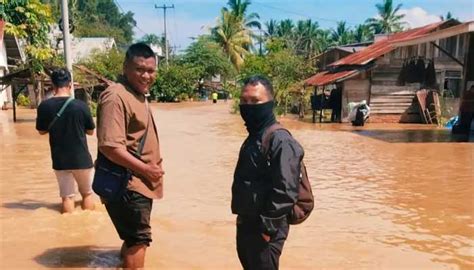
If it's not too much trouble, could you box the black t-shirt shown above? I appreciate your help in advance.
[36,97,95,170]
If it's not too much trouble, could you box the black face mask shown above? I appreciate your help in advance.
[239,101,276,134]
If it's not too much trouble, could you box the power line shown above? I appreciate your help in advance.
[114,0,148,36]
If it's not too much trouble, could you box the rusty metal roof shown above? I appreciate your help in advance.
[305,70,359,87]
[330,21,446,66]
[305,21,451,87]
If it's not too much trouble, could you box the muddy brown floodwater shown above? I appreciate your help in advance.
[0,102,473,269]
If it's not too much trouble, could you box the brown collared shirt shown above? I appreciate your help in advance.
[97,76,163,199]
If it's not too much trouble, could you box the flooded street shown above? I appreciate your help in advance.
[0,102,473,269]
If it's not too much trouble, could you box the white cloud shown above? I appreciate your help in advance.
[397,7,441,29]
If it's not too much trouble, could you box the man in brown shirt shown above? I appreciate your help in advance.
[96,43,164,268]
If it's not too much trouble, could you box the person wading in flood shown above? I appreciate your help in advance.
[36,68,96,214]
[96,43,165,269]
[232,75,304,270]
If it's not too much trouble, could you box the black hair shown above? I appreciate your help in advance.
[125,42,156,63]
[51,68,71,88]
[242,75,274,97]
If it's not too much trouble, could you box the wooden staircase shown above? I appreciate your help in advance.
[368,67,421,123]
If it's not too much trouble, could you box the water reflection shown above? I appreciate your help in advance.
[0,105,473,269]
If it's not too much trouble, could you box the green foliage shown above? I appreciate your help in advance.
[139,34,161,45]
[16,93,31,106]
[1,0,54,71]
[331,21,355,45]
[89,101,97,117]
[42,0,136,47]
[365,0,406,34]
[240,49,315,114]
[238,54,269,78]
[265,37,287,54]
[151,64,200,102]
[181,36,236,80]
[81,48,124,81]
[211,0,261,70]
[74,0,135,46]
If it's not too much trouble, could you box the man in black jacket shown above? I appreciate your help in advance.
[232,75,304,270]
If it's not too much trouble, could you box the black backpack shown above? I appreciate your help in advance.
[261,123,314,225]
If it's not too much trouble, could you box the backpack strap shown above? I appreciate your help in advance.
[47,96,74,131]
[261,123,291,156]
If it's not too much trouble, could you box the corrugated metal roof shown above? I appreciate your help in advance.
[392,21,474,47]
[305,70,359,86]
[305,21,450,86]
[330,21,445,66]
[336,46,368,53]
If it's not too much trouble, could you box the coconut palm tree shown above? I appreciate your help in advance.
[212,9,252,70]
[366,0,405,34]
[331,21,354,45]
[440,11,457,21]
[211,0,260,70]
[294,19,323,58]
[277,19,295,38]
[353,24,372,43]
[264,19,278,37]
[225,0,261,29]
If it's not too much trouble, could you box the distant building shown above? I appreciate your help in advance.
[314,42,372,71]
[305,19,472,123]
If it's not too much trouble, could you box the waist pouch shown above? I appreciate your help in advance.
[92,152,131,202]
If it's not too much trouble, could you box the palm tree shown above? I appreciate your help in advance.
[294,19,322,59]
[211,0,260,70]
[317,29,333,52]
[264,19,278,37]
[440,11,456,21]
[366,0,405,34]
[225,0,261,29]
[353,24,372,43]
[212,9,252,70]
[331,21,354,45]
[277,19,294,38]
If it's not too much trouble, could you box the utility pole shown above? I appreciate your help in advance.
[60,0,74,97]
[155,4,174,66]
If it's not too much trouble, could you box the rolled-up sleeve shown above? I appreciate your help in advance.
[97,90,127,149]
[260,130,303,234]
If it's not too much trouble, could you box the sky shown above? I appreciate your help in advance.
[114,0,474,52]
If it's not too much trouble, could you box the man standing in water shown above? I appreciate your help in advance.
[36,68,96,214]
[96,43,164,268]
[232,75,304,269]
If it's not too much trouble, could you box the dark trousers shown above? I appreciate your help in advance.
[236,216,289,270]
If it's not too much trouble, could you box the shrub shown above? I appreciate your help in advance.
[16,94,31,107]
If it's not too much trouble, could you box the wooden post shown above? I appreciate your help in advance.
[319,87,324,123]
[12,83,16,122]
[312,87,316,123]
